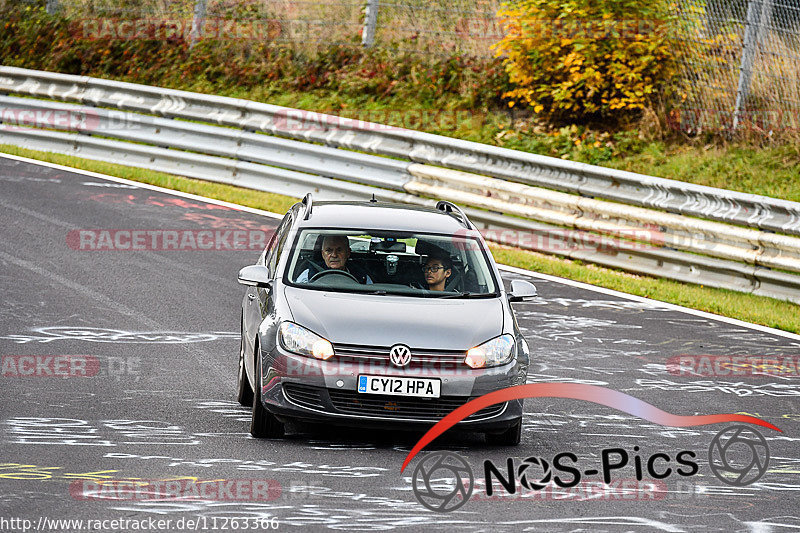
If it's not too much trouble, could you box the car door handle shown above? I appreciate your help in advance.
[247,293,257,301]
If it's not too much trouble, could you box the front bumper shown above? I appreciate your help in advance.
[259,346,525,432]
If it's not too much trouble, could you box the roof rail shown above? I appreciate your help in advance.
[435,200,473,229]
[302,193,313,220]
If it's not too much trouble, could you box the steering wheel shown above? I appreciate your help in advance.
[310,269,360,283]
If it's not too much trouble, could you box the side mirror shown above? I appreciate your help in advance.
[238,265,272,288]
[508,279,537,302]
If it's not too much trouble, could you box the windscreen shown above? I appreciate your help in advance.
[284,229,498,297]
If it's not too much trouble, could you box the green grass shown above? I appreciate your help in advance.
[2,143,798,334]
[0,144,297,215]
[604,142,800,202]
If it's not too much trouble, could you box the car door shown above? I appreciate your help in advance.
[258,211,293,319]
[243,213,291,360]
[243,212,294,381]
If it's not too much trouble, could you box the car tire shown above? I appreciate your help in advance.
[486,417,522,446]
[250,343,285,439]
[236,320,253,407]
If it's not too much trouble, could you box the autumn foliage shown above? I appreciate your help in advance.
[493,0,682,123]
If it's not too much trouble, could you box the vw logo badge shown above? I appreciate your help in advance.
[389,344,412,367]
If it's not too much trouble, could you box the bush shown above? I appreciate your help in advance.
[493,0,682,124]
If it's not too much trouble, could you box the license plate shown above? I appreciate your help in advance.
[357,375,441,398]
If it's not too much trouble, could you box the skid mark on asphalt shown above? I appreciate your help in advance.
[100,454,386,477]
[0,326,238,345]
[629,378,800,398]
[3,418,202,447]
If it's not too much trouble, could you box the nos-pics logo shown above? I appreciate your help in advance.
[412,425,770,512]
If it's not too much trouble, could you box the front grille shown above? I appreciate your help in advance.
[333,342,467,368]
[283,383,325,410]
[327,389,505,421]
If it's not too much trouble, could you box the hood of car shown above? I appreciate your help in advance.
[284,287,504,350]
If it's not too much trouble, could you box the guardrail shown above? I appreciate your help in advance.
[405,165,800,273]
[1,66,799,304]
[3,66,799,235]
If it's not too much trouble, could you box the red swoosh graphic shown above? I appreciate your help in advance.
[401,383,782,473]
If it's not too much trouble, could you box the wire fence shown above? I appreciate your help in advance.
[41,0,503,55]
[674,0,800,136]
[27,0,800,137]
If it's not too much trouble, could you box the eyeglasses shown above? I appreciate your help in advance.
[421,265,447,273]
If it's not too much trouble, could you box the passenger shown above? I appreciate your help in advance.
[420,255,452,291]
[296,234,373,283]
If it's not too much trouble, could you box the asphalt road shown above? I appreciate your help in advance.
[1,154,799,533]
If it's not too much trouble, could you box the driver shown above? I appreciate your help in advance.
[296,234,373,284]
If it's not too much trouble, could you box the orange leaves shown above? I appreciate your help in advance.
[493,0,680,122]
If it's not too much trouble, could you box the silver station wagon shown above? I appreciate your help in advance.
[237,195,536,445]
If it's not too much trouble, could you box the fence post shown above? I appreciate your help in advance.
[733,0,772,130]
[362,0,380,47]
[46,0,59,14]
[189,0,208,49]
[755,0,773,45]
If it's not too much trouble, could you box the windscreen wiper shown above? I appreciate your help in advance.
[436,292,495,299]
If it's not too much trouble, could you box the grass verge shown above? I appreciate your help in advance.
[1,143,797,334]
[0,144,298,215]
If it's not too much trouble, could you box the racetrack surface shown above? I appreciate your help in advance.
[1,155,799,532]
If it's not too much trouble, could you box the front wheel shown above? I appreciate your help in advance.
[250,345,285,439]
[486,417,522,446]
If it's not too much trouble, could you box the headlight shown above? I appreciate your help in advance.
[278,322,334,360]
[464,334,515,368]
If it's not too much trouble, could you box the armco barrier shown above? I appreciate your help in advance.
[1,67,799,303]
[0,126,423,204]
[405,164,800,273]
[2,65,799,235]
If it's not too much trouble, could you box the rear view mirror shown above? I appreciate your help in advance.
[238,265,272,288]
[508,279,537,302]
[370,239,406,253]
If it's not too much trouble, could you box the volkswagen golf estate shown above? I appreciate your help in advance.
[237,195,536,445]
